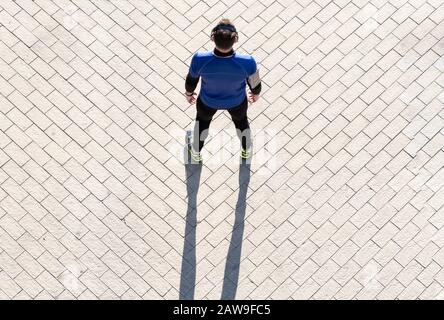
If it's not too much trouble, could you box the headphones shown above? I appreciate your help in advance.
[210,23,238,42]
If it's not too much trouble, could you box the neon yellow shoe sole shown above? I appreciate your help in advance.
[241,148,251,159]
[189,148,202,163]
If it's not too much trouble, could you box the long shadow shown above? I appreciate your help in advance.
[221,163,251,300]
[179,160,202,300]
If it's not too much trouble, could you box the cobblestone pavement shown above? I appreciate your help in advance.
[0,0,444,300]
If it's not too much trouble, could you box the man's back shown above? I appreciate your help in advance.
[184,18,261,161]
[189,49,258,109]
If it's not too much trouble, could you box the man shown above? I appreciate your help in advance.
[184,19,262,163]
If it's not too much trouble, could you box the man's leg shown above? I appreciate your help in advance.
[193,97,217,152]
[228,98,251,151]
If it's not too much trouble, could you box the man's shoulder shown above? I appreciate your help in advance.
[234,52,256,66]
[234,52,256,74]
[234,52,254,60]
[193,50,254,61]
[194,51,214,59]
[191,51,213,68]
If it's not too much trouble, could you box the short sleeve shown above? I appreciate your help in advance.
[248,56,257,76]
[189,53,200,78]
[247,56,261,89]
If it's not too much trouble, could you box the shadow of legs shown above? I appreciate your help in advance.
[221,163,251,300]
[179,161,202,300]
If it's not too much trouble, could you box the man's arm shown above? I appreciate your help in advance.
[247,65,261,103]
[247,56,261,94]
[247,69,262,95]
[185,53,200,95]
[185,73,199,94]
[184,53,200,104]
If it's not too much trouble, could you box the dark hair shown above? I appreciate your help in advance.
[212,19,237,50]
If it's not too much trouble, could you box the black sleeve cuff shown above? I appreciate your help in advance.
[248,81,261,95]
[185,73,199,93]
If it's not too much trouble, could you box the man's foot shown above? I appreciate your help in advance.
[186,130,202,164]
[189,147,203,163]
[241,146,252,160]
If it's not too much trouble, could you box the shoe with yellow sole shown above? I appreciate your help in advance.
[240,146,252,164]
[186,130,202,164]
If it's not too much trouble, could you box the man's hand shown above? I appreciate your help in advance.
[185,92,197,104]
[248,91,260,104]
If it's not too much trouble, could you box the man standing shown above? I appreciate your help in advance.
[185,19,262,163]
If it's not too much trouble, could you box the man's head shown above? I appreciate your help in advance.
[211,19,238,52]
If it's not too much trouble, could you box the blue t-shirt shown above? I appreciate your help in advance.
[188,50,257,109]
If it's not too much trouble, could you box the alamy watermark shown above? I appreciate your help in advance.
[166,126,278,169]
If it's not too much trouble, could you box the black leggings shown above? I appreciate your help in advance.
[193,96,251,152]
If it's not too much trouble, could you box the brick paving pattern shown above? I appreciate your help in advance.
[0,0,444,299]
